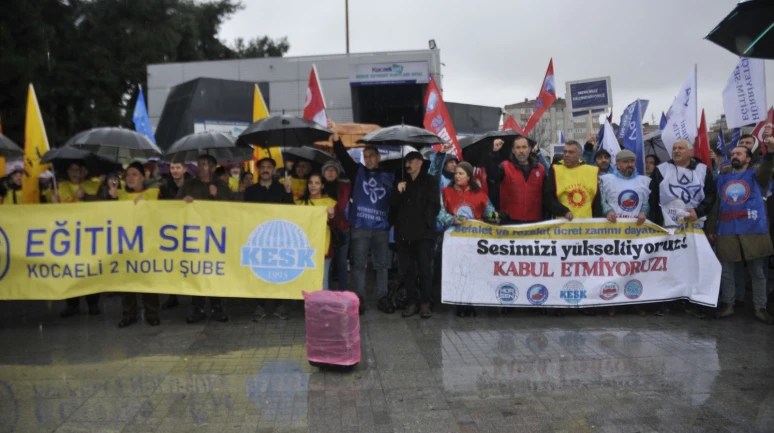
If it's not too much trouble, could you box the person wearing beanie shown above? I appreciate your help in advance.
[437,160,494,317]
[487,135,546,225]
[390,151,440,319]
[594,149,617,176]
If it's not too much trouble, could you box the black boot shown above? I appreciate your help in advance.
[186,307,206,324]
[60,306,80,318]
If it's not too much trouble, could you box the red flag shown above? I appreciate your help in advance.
[523,59,557,135]
[502,115,525,134]
[303,64,327,126]
[693,109,711,168]
[423,77,463,160]
[752,106,774,154]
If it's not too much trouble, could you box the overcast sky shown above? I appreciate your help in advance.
[219,0,773,126]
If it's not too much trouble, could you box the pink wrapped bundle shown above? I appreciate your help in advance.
[303,290,361,368]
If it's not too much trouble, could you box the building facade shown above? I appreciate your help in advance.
[503,97,601,146]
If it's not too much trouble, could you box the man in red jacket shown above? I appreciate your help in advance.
[486,136,546,224]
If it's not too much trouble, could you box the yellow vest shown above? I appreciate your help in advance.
[117,188,160,202]
[290,177,307,201]
[554,163,599,219]
[295,196,336,255]
[58,180,101,203]
[228,177,240,192]
[2,189,21,205]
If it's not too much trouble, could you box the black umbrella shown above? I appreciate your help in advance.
[164,131,253,163]
[705,0,774,59]
[236,115,331,148]
[461,130,536,167]
[643,130,671,164]
[0,133,23,158]
[357,124,446,148]
[41,147,122,176]
[65,127,163,160]
[281,146,334,166]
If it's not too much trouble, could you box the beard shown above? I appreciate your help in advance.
[731,159,742,169]
[515,154,529,164]
[622,168,634,177]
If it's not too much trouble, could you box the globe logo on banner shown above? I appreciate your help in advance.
[560,280,587,305]
[526,284,549,305]
[624,280,643,300]
[722,181,750,205]
[617,190,640,212]
[363,177,387,204]
[426,90,438,113]
[241,220,316,284]
[0,228,9,282]
[495,283,518,304]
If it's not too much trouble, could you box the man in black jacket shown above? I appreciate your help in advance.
[243,157,295,321]
[390,152,441,318]
[158,161,192,310]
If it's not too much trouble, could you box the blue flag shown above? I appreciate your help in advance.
[659,112,668,130]
[717,127,729,165]
[727,128,741,164]
[617,100,649,139]
[622,99,645,174]
[133,87,156,144]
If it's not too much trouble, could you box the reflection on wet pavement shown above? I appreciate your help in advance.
[1,298,773,433]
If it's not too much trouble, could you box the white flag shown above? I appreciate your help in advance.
[662,68,697,155]
[600,120,619,161]
[722,57,767,129]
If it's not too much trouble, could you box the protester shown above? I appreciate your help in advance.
[157,161,191,310]
[228,163,241,192]
[711,148,725,177]
[276,156,295,180]
[143,162,159,181]
[599,149,651,317]
[288,158,312,200]
[53,161,100,203]
[544,140,602,220]
[437,161,493,317]
[487,136,545,224]
[709,134,774,325]
[243,157,295,321]
[582,134,598,165]
[331,120,394,312]
[645,155,659,178]
[296,173,339,290]
[648,139,715,228]
[178,155,232,324]
[738,133,761,163]
[232,171,253,201]
[427,142,458,301]
[39,172,54,203]
[594,149,616,175]
[214,166,229,188]
[106,162,161,328]
[1,168,23,205]
[321,159,353,300]
[390,152,440,318]
[648,139,716,318]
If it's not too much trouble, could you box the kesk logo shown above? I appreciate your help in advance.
[363,177,387,204]
[496,283,518,304]
[560,280,587,305]
[624,279,643,300]
[241,220,316,284]
[426,90,438,113]
[722,180,750,205]
[0,228,9,282]
[599,282,619,301]
[617,190,640,213]
[526,284,549,305]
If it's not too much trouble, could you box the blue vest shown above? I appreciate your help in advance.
[717,168,768,236]
[349,166,394,230]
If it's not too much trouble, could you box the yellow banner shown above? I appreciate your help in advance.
[0,201,327,300]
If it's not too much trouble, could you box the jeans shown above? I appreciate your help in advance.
[734,263,746,302]
[330,230,350,291]
[721,257,768,309]
[397,239,434,304]
[323,258,332,290]
[350,228,390,299]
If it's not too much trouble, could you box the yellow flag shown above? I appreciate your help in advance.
[22,84,50,204]
[252,84,283,181]
[0,114,4,177]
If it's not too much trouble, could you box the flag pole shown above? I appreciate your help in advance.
[345,0,350,54]
[587,109,593,145]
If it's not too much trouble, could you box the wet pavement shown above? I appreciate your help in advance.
[1,296,773,433]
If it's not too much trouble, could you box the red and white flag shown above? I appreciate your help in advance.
[303,65,327,126]
[523,59,557,135]
[502,115,525,135]
[752,106,774,154]
[423,76,463,160]
[693,109,711,168]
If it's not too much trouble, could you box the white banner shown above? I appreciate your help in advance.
[442,219,720,308]
[722,57,768,129]
[662,68,698,155]
[193,119,250,136]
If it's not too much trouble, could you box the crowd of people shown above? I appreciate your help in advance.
[3,121,774,327]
